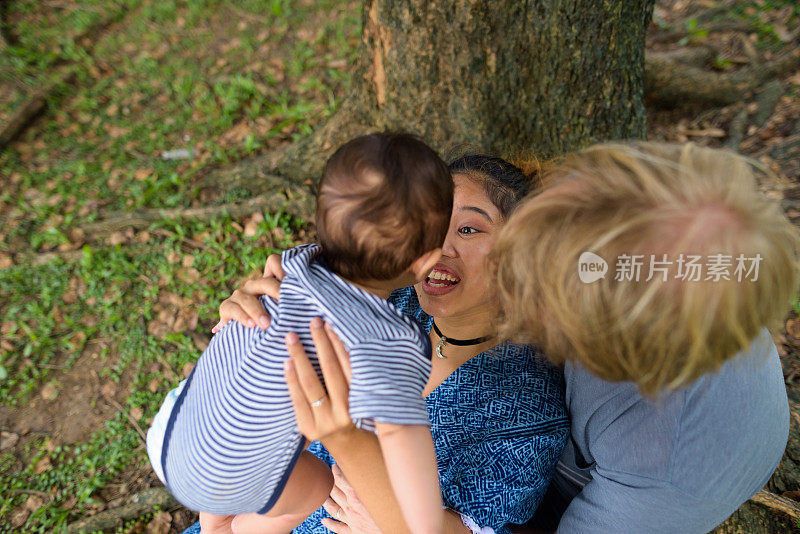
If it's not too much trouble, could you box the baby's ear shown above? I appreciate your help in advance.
[410,248,442,280]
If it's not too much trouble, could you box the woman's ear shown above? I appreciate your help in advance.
[410,248,442,281]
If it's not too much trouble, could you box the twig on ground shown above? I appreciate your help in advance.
[100,392,147,445]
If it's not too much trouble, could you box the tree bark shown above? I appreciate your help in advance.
[206,0,656,199]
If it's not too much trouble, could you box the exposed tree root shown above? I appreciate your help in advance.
[750,489,800,521]
[197,100,375,195]
[65,487,177,534]
[78,188,315,238]
[645,48,800,106]
[0,3,132,150]
[0,68,75,150]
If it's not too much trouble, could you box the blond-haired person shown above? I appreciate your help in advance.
[498,142,799,533]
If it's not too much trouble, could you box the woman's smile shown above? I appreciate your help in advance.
[422,263,461,295]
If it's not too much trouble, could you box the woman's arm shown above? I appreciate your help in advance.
[284,320,470,534]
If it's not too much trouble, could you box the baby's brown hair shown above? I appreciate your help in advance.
[316,132,453,281]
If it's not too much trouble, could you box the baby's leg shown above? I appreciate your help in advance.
[199,512,234,534]
[231,451,333,534]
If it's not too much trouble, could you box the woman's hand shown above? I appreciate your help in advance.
[321,464,382,534]
[212,254,284,333]
[284,318,354,442]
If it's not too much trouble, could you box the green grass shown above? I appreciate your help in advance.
[0,0,359,530]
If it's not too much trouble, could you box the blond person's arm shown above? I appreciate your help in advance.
[284,320,469,534]
[374,422,444,534]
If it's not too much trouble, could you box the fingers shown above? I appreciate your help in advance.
[285,330,329,415]
[325,323,353,384]
[243,277,281,302]
[332,464,358,501]
[329,484,347,508]
[321,498,350,534]
[264,254,286,280]
[311,319,349,412]
[284,356,315,436]
[233,285,270,328]
[321,518,350,534]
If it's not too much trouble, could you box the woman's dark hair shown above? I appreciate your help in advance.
[316,132,453,281]
[448,154,539,218]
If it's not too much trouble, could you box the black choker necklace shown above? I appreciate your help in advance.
[432,321,493,359]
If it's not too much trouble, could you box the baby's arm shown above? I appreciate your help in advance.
[375,421,444,534]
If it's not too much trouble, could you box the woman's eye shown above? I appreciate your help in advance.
[458,226,479,235]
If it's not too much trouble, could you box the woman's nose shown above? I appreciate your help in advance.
[441,230,457,257]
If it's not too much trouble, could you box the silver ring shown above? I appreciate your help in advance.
[310,396,326,408]
[335,508,342,520]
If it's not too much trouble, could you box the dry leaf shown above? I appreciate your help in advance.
[9,505,30,529]
[148,378,161,393]
[40,382,59,401]
[787,318,800,339]
[182,362,195,378]
[0,431,19,450]
[134,168,154,181]
[33,456,52,474]
[101,381,117,399]
[0,252,14,269]
[167,251,181,264]
[104,124,130,138]
[130,406,143,420]
[146,511,172,534]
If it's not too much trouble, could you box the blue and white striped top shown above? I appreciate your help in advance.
[159,244,432,515]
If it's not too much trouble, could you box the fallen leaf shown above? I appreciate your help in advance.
[787,318,800,339]
[182,362,195,378]
[146,511,172,534]
[61,495,78,510]
[33,456,52,474]
[130,406,143,420]
[24,494,45,512]
[9,506,30,529]
[148,378,161,393]
[0,253,14,269]
[167,251,181,264]
[0,431,19,450]
[40,382,59,401]
[104,124,130,138]
[101,381,117,399]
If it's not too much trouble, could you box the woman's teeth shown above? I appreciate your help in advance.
[427,270,459,286]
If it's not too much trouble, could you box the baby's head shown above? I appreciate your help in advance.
[316,132,454,286]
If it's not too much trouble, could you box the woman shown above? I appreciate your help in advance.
[184,155,569,533]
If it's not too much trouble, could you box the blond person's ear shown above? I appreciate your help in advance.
[409,248,442,281]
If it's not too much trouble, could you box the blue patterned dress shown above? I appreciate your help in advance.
[295,287,568,533]
[180,286,568,534]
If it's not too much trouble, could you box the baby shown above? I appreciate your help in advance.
[146,132,454,533]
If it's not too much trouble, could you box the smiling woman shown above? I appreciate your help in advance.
[186,152,569,534]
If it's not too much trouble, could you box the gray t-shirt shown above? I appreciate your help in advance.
[551,328,788,533]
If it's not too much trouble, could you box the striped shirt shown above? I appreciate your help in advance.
[159,244,432,515]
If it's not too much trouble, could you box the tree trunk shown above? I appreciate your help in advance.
[205,0,656,213]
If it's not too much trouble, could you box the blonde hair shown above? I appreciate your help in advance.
[495,142,800,395]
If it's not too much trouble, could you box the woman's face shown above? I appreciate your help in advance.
[415,173,505,320]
